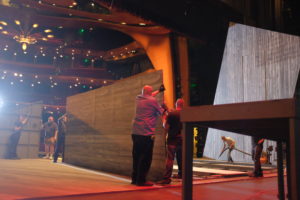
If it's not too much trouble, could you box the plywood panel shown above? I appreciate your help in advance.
[0,102,43,158]
[65,70,165,180]
[204,23,300,163]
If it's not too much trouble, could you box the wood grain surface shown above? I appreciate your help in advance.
[0,102,43,158]
[204,23,300,163]
[65,70,166,180]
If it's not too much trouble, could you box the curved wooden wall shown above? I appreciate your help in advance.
[65,70,165,180]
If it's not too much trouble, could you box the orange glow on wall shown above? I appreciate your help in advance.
[128,32,175,108]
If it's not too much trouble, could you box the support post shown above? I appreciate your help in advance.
[287,118,300,200]
[182,122,194,200]
[276,141,285,200]
[177,36,190,105]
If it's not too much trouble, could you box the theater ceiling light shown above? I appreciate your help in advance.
[0,20,54,51]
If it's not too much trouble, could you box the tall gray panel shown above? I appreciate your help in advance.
[204,23,300,163]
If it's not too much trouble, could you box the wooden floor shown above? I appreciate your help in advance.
[0,159,281,200]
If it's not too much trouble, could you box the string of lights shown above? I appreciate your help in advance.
[0,69,111,90]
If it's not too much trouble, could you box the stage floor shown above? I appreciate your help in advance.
[0,159,281,200]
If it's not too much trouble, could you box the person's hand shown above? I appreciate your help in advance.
[161,103,168,111]
[159,84,165,92]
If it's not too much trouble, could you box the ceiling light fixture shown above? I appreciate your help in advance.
[3,20,55,51]
[0,21,7,26]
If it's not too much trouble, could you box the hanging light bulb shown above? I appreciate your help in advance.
[15,20,21,25]
[22,43,27,51]
[0,21,7,26]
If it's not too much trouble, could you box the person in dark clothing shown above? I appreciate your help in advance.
[53,114,67,163]
[42,116,58,159]
[250,137,265,177]
[131,85,165,186]
[157,98,184,185]
[5,115,28,159]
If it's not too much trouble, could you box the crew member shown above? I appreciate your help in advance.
[42,116,58,159]
[220,136,236,162]
[157,98,184,185]
[53,114,67,163]
[250,137,264,177]
[5,114,28,159]
[131,84,165,186]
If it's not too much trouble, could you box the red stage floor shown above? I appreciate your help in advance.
[0,159,282,200]
[24,177,280,200]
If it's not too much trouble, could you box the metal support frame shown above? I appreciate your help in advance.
[182,122,194,200]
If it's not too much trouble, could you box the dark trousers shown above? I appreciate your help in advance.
[131,134,154,184]
[53,136,65,162]
[163,140,182,180]
[5,132,21,159]
[252,144,263,176]
[228,147,234,162]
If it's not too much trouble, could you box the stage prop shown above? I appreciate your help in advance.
[0,102,43,158]
[65,70,165,180]
[204,23,300,163]
[181,23,300,200]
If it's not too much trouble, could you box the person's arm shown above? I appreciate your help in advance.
[222,140,226,149]
[14,125,22,131]
[54,123,58,141]
[21,117,29,125]
[54,130,58,141]
[152,84,165,97]
[164,122,170,138]
[13,121,23,131]
[152,99,165,116]
[151,90,160,97]
[161,103,169,116]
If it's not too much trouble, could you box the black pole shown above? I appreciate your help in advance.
[277,141,285,200]
[182,122,194,200]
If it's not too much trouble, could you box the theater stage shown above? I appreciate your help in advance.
[0,159,281,200]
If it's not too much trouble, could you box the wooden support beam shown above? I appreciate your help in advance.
[287,117,300,200]
[182,122,194,200]
[276,141,285,200]
[177,36,190,106]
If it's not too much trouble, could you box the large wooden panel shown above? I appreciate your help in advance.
[65,70,165,180]
[0,102,43,158]
[204,23,300,163]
